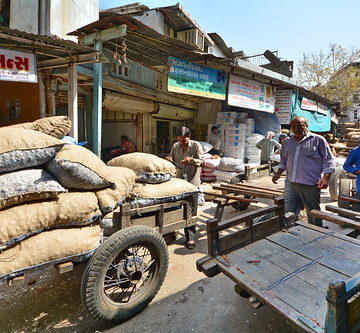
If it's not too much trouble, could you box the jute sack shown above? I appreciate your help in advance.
[47,144,115,190]
[132,178,198,198]
[96,166,137,214]
[0,169,66,210]
[33,116,71,138]
[108,152,176,184]
[0,192,101,248]
[0,128,64,173]
[0,224,101,279]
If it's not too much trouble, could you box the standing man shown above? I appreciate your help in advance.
[272,116,335,227]
[343,147,360,211]
[207,126,221,155]
[256,131,282,164]
[166,127,204,249]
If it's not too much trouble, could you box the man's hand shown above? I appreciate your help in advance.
[165,156,173,162]
[181,157,193,165]
[272,173,281,184]
[317,176,330,189]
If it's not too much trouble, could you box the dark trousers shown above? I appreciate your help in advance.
[184,225,196,241]
[284,180,322,227]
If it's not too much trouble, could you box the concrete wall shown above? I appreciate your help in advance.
[345,104,360,122]
[50,0,99,41]
[10,0,39,34]
[133,9,164,35]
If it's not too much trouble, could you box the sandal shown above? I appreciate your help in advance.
[186,241,196,249]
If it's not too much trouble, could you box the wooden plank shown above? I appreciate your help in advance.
[212,185,278,200]
[126,200,188,216]
[56,262,73,274]
[203,192,258,203]
[311,210,360,230]
[216,204,282,232]
[266,228,360,277]
[219,183,283,195]
[295,221,360,246]
[325,205,360,222]
[218,216,281,254]
[338,196,360,203]
[215,258,318,333]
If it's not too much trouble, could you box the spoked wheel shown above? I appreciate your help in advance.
[81,226,169,323]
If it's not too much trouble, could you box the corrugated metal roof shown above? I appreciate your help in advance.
[70,13,338,108]
[208,33,234,58]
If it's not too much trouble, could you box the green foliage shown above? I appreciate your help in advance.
[297,44,360,110]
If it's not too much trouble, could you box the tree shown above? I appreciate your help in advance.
[297,44,360,110]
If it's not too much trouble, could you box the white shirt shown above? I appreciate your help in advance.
[207,132,221,150]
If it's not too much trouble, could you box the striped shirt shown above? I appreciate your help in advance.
[279,132,335,185]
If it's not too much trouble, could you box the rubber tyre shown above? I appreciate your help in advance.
[81,226,169,323]
[230,195,252,211]
[328,167,346,200]
[338,179,352,209]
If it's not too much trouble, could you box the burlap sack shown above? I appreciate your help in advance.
[0,224,101,278]
[0,169,66,210]
[33,116,71,138]
[132,178,198,198]
[96,166,137,214]
[0,128,64,173]
[108,152,176,184]
[0,192,101,248]
[6,122,35,131]
[47,144,115,190]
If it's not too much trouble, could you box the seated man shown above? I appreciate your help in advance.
[111,135,136,156]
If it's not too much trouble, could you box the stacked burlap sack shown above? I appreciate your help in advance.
[200,153,220,182]
[0,117,137,280]
[107,152,199,208]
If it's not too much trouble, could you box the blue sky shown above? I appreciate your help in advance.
[100,0,360,71]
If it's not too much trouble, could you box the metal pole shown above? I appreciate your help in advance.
[68,63,78,141]
[92,40,103,156]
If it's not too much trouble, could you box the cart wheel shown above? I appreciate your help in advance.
[328,167,346,200]
[231,195,252,211]
[338,179,352,209]
[81,226,169,322]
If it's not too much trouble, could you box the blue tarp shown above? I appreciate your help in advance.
[291,93,331,132]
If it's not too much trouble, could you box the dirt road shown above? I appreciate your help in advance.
[0,176,336,333]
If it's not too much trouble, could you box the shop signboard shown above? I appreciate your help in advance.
[0,48,37,83]
[301,97,318,112]
[167,56,226,100]
[301,96,329,115]
[275,89,293,124]
[228,74,276,113]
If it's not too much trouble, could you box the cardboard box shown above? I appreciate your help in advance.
[225,124,247,130]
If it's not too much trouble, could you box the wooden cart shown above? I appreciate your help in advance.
[197,202,360,333]
[5,193,198,323]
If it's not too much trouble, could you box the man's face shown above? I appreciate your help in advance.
[291,118,308,138]
[212,128,218,135]
[177,136,190,146]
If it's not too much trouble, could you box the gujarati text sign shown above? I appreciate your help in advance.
[167,56,226,100]
[228,74,276,112]
[0,48,37,83]
[301,97,329,116]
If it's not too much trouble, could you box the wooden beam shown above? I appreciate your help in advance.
[203,192,258,203]
[80,25,127,45]
[325,205,360,222]
[311,210,360,230]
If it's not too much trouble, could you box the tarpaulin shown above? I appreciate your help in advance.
[291,93,331,132]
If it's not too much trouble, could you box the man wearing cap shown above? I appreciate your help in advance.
[256,131,282,164]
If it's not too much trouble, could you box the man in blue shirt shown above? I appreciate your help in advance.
[343,147,360,210]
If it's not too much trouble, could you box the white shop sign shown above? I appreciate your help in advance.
[228,74,276,113]
[0,48,37,83]
[275,89,293,124]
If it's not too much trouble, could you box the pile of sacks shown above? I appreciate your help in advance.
[201,153,220,182]
[0,119,199,280]
[107,152,199,208]
[213,157,245,183]
[245,134,264,164]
